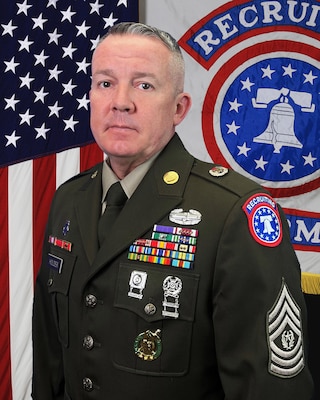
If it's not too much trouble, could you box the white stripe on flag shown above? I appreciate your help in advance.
[56,148,80,189]
[9,161,33,400]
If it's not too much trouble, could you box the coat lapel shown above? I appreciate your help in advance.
[75,165,102,266]
[88,135,195,280]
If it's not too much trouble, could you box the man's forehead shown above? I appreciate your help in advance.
[91,35,171,71]
[94,33,168,57]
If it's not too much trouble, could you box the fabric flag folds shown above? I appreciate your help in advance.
[144,2,320,397]
[145,0,320,293]
[0,1,138,398]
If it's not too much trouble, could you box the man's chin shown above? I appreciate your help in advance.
[106,148,139,161]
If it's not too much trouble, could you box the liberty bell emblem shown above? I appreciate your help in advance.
[252,87,315,153]
[253,96,302,153]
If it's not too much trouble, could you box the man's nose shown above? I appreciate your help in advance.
[111,85,134,112]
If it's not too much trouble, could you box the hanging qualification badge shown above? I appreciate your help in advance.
[128,270,148,299]
[162,276,183,319]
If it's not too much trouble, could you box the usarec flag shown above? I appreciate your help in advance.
[145,0,320,293]
[0,1,138,398]
[143,2,320,398]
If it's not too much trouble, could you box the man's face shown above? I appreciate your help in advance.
[89,34,191,170]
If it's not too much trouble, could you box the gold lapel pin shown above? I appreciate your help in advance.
[163,171,179,185]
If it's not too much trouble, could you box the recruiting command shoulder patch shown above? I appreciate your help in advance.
[242,193,282,247]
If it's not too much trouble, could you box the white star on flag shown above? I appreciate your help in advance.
[5,130,21,147]
[0,3,138,398]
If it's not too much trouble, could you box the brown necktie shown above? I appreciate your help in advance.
[98,182,127,246]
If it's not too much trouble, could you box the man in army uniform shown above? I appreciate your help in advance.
[32,22,314,399]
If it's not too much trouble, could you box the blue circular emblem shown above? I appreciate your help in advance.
[202,38,320,198]
[251,204,281,246]
[242,194,282,247]
[220,57,319,182]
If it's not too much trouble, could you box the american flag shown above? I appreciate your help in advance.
[0,1,138,398]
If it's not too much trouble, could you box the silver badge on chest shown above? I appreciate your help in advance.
[162,275,183,319]
[128,270,148,299]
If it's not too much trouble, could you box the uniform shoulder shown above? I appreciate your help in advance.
[191,159,266,197]
[57,162,102,193]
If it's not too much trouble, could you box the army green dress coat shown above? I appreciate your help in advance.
[32,134,313,399]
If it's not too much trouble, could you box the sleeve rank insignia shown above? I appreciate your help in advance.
[267,280,305,378]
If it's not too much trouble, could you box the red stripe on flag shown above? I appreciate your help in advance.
[33,155,56,282]
[80,142,103,172]
[0,167,13,400]
[32,144,103,283]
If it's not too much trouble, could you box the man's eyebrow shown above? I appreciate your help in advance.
[132,71,157,79]
[93,69,158,80]
[92,68,114,77]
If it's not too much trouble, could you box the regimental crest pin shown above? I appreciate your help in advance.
[267,280,305,378]
[209,166,228,177]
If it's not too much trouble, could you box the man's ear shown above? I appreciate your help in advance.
[173,92,192,126]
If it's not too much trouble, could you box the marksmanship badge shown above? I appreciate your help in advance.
[128,270,148,299]
[162,276,183,319]
[267,280,305,378]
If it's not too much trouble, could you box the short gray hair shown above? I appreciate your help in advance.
[99,22,185,93]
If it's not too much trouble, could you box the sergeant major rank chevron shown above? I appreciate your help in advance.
[267,279,305,378]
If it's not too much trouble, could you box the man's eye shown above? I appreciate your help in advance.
[139,82,152,90]
[100,81,111,88]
